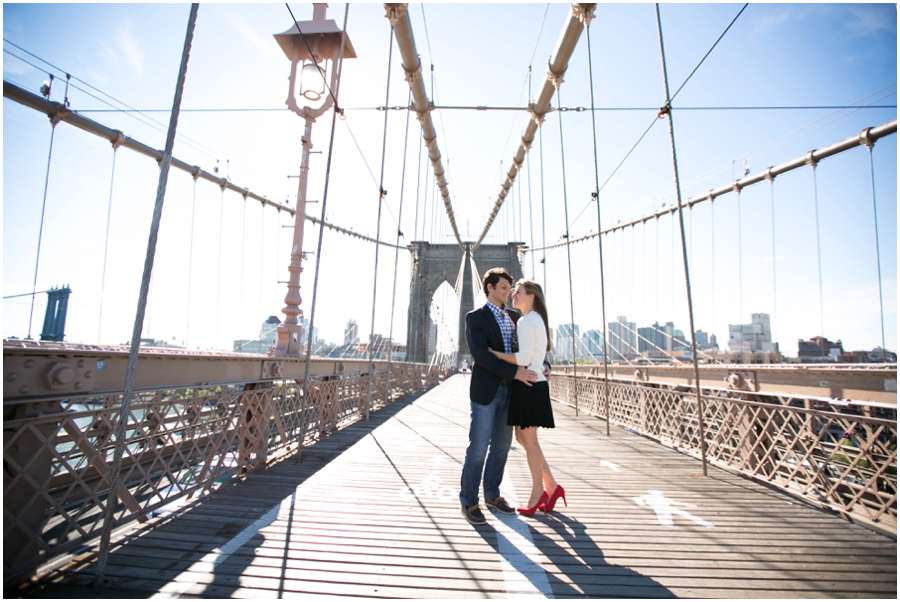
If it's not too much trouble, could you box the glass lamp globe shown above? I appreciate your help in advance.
[299,62,327,102]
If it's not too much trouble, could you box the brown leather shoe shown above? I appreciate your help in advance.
[461,504,487,525]
[484,496,515,514]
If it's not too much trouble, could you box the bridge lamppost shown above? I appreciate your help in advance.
[272,4,355,356]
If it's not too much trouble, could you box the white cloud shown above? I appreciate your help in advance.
[225,14,287,65]
[98,18,144,76]
[844,5,897,37]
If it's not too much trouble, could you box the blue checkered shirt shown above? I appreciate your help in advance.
[486,301,516,354]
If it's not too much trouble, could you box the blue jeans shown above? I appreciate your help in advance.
[459,382,513,508]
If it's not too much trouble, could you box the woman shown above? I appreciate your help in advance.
[489,280,566,516]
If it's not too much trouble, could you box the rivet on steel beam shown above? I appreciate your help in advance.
[6,372,17,381]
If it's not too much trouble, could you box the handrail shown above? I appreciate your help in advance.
[3,356,440,583]
[550,373,898,535]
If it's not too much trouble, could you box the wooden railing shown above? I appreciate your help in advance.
[3,359,439,582]
[550,374,897,535]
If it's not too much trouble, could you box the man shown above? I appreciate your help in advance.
[460,267,548,525]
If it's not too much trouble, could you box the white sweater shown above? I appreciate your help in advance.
[514,311,548,382]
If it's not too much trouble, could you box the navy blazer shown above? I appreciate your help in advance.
[465,304,523,405]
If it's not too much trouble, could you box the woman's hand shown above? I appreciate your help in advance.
[488,348,501,357]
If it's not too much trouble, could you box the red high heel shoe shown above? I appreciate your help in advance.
[543,485,566,512]
[517,492,549,517]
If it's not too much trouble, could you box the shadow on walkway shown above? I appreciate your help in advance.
[476,509,675,598]
[15,391,426,599]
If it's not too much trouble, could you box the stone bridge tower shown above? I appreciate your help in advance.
[406,242,524,364]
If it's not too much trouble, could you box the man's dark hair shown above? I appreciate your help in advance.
[482,268,513,294]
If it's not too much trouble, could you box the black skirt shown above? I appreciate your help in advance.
[508,380,555,428]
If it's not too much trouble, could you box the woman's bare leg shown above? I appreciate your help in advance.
[541,458,558,495]
[516,426,546,508]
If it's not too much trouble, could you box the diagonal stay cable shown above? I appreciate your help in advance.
[670,3,749,102]
[590,3,750,212]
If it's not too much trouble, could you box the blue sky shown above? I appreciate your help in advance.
[3,3,897,355]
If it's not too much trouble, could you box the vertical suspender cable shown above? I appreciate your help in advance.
[259,204,265,336]
[386,91,413,402]
[239,199,247,339]
[766,171,777,350]
[185,174,198,349]
[737,187,743,351]
[865,142,887,360]
[98,145,120,344]
[556,87,579,416]
[586,22,611,434]
[710,200,715,349]
[93,4,199,583]
[413,121,423,243]
[809,158,825,357]
[365,27,394,427]
[527,67,536,278]
[655,3,707,476]
[28,122,57,340]
[301,4,350,442]
[215,186,225,348]
[539,126,548,287]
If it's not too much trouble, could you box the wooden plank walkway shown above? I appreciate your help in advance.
[20,375,897,598]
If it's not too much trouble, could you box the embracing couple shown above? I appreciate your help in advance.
[459,267,566,525]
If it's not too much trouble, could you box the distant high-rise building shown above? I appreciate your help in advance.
[557,323,580,338]
[555,324,580,360]
[607,316,636,360]
[234,315,280,354]
[638,322,668,353]
[729,313,774,352]
[260,316,279,348]
[583,330,604,356]
[694,330,709,350]
[344,319,359,347]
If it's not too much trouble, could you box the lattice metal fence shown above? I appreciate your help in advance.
[550,374,897,534]
[3,362,439,581]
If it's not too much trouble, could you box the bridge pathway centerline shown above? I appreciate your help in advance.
[23,375,897,598]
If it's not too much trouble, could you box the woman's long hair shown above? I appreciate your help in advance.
[518,279,552,352]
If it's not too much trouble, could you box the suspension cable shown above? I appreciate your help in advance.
[655,3,707,476]
[711,200,715,351]
[386,90,413,401]
[365,27,394,427]
[865,139,887,360]
[670,3,749,102]
[413,119,423,242]
[527,128,536,277]
[300,3,351,441]
[28,119,57,340]
[94,3,199,583]
[810,159,826,357]
[215,186,225,348]
[239,198,247,340]
[97,144,119,344]
[539,125,547,286]
[185,173,198,349]
[556,86,579,416]
[586,21,611,433]
[737,187,744,350]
